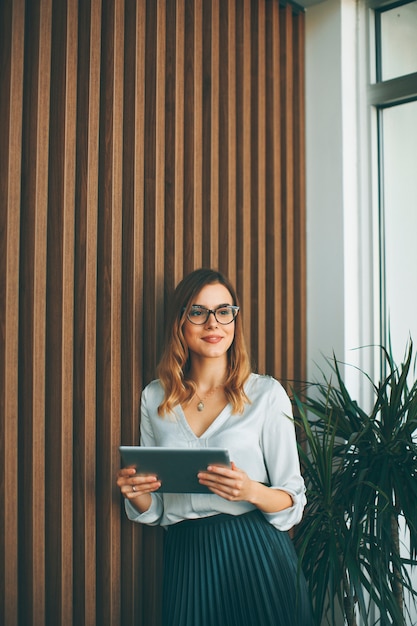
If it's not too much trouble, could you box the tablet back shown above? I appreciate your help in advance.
[119,446,230,493]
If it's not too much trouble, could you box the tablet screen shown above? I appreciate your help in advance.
[119,446,231,493]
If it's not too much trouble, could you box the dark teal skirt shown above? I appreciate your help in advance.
[162,509,312,626]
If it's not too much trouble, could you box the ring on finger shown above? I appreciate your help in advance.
[132,485,137,492]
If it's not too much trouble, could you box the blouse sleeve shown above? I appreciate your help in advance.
[124,384,164,526]
[260,378,306,531]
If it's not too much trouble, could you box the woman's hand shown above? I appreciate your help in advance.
[116,467,161,513]
[197,462,256,502]
[197,462,293,513]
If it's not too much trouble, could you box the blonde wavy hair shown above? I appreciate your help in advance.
[157,268,252,416]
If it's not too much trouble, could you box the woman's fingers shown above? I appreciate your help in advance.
[116,468,161,497]
[198,463,253,501]
[198,462,240,483]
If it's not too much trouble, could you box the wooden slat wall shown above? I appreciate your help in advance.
[0,1,306,624]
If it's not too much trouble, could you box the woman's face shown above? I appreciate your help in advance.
[182,282,236,362]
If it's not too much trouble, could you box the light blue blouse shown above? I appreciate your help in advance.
[125,373,306,531]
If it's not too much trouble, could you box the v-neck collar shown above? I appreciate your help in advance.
[176,402,233,440]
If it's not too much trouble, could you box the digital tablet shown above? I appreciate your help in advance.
[119,446,231,493]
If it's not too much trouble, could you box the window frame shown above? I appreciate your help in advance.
[368,0,417,361]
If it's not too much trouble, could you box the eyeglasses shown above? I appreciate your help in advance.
[184,305,239,325]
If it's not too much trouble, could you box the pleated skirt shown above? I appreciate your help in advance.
[162,509,313,626]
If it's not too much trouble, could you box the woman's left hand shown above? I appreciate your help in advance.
[197,462,256,502]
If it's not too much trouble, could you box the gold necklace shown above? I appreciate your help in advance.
[194,385,223,412]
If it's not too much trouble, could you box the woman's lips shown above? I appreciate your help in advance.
[202,336,223,343]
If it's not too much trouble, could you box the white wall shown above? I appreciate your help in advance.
[305,0,376,399]
[305,0,345,379]
[305,6,364,625]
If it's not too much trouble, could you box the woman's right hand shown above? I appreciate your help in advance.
[116,467,161,513]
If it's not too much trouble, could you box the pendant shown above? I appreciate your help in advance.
[197,401,204,412]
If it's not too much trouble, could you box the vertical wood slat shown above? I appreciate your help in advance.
[110,2,124,624]
[0,2,306,625]
[96,0,114,621]
[140,4,167,621]
[96,0,124,623]
[217,0,229,273]
[155,0,166,357]
[257,0,267,373]
[193,0,203,269]
[280,4,295,382]
[238,0,253,352]
[73,0,101,623]
[132,10,148,620]
[269,0,283,376]
[61,0,77,618]
[293,13,307,386]
[183,0,195,275]
[210,0,219,268]
[120,0,143,623]
[18,1,52,624]
[227,0,237,284]
[174,0,185,285]
[0,1,24,624]
[45,0,77,622]
[31,0,50,616]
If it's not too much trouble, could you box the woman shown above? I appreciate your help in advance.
[117,268,312,626]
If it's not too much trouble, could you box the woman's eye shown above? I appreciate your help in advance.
[190,308,203,317]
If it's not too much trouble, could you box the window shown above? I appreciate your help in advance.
[369,0,417,364]
[377,1,417,80]
[368,7,417,622]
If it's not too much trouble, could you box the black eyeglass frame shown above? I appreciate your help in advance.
[183,304,240,325]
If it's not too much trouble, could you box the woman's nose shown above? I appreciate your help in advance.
[205,311,218,327]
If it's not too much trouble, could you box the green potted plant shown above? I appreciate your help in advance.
[292,341,417,626]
